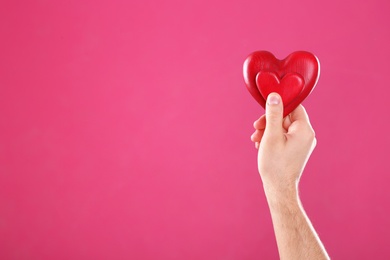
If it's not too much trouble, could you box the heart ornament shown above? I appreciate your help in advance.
[243,51,320,117]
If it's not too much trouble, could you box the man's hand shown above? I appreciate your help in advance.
[250,93,329,260]
[251,93,316,197]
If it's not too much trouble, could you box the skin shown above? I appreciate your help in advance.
[251,93,330,260]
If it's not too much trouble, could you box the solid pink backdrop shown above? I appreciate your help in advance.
[1,0,389,259]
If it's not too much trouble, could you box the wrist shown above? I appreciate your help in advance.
[263,182,301,208]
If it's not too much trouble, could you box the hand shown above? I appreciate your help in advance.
[251,93,317,197]
[251,93,329,260]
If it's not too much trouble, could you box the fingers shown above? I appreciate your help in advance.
[287,105,316,142]
[256,105,291,133]
[289,105,310,123]
[251,130,264,150]
[253,114,266,130]
[263,93,284,140]
[251,129,265,142]
[282,114,292,131]
[252,115,266,149]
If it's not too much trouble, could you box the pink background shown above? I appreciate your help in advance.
[1,0,389,259]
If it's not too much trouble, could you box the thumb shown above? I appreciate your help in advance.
[264,93,284,139]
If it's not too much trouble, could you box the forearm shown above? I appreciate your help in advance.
[264,186,330,260]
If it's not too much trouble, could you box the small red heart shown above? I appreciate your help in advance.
[256,72,304,107]
[243,51,320,117]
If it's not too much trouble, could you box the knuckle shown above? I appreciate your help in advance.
[301,125,316,143]
[313,137,317,147]
[308,128,316,139]
[250,131,257,142]
[304,124,315,138]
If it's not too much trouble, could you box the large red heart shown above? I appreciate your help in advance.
[243,51,320,117]
[257,71,304,107]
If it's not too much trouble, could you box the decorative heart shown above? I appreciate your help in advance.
[257,72,304,107]
[243,51,320,117]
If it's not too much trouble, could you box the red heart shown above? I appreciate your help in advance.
[256,72,304,107]
[243,51,320,117]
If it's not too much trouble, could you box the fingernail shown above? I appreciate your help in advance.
[267,94,280,105]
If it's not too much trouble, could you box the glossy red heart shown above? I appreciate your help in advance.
[243,51,320,117]
[257,72,304,107]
